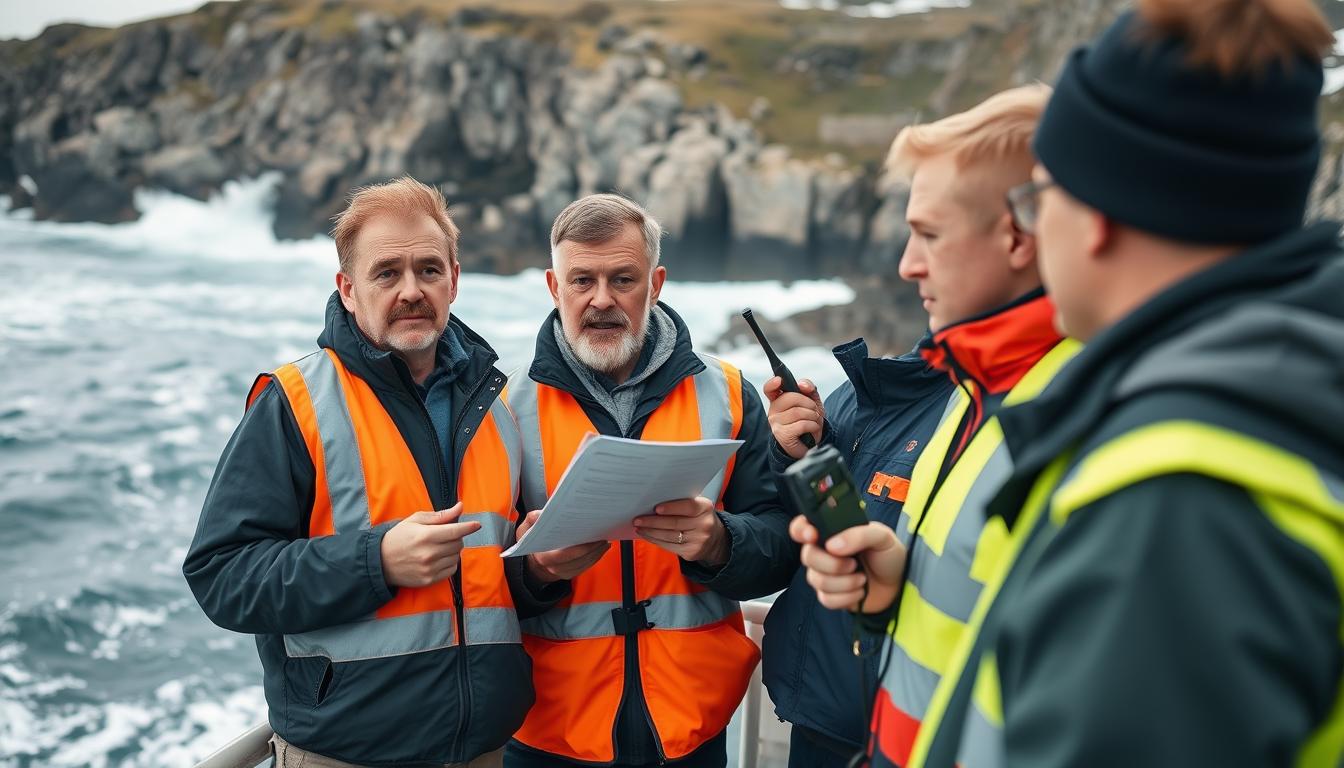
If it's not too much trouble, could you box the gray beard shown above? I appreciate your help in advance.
[565,311,648,374]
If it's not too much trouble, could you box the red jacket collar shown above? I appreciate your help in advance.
[920,290,1063,395]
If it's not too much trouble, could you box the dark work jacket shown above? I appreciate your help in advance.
[509,302,793,766]
[761,338,954,752]
[922,223,1344,767]
[183,292,562,766]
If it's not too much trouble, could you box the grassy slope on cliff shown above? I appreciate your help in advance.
[24,0,1001,167]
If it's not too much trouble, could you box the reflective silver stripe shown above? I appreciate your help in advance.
[903,440,1010,622]
[489,395,522,512]
[878,636,943,721]
[1324,469,1344,505]
[936,387,965,428]
[462,512,512,548]
[693,353,735,438]
[905,536,981,623]
[522,600,621,640]
[464,606,522,646]
[293,352,371,532]
[521,592,741,641]
[957,703,1005,768]
[648,590,739,630]
[693,354,736,503]
[953,440,1012,535]
[894,508,914,548]
[284,610,457,662]
[506,367,549,513]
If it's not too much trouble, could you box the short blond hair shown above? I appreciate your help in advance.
[331,176,460,273]
[885,84,1052,182]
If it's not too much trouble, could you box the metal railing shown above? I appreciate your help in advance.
[195,722,271,768]
[736,599,771,768]
[194,600,777,768]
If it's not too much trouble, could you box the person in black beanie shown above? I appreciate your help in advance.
[865,0,1344,765]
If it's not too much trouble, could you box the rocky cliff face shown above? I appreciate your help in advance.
[4,0,1342,354]
[3,0,876,281]
[0,1,1110,278]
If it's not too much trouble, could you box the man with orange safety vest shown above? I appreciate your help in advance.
[184,177,598,767]
[504,193,794,768]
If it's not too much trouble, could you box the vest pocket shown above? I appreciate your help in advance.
[287,655,342,708]
[315,661,334,705]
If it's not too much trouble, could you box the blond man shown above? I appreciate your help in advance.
[788,85,1082,768]
[184,177,578,767]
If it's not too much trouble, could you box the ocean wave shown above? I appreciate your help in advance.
[779,0,970,16]
[0,174,333,267]
[1,675,267,768]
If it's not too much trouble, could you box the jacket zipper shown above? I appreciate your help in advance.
[446,370,504,756]
[623,539,667,764]
[613,416,667,765]
[926,339,983,507]
[405,363,498,759]
[404,386,470,756]
[852,414,883,455]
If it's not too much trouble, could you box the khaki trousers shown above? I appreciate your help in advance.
[271,733,504,768]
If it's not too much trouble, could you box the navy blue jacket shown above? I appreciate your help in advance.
[184,294,562,765]
[761,338,954,752]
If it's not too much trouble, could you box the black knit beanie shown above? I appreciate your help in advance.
[1033,10,1325,244]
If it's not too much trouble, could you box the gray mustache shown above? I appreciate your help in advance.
[582,309,628,328]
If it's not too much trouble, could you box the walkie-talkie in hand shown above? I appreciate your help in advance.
[742,308,816,449]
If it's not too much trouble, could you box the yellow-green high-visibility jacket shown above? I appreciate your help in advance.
[864,289,1075,768]
[868,340,1078,767]
[909,223,1344,768]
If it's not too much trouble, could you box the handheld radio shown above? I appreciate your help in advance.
[741,308,816,449]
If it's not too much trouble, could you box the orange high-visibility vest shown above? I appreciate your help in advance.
[248,348,522,661]
[507,353,761,763]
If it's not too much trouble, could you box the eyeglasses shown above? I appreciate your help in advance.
[1006,178,1056,234]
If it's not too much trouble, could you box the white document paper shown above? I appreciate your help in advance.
[502,434,744,557]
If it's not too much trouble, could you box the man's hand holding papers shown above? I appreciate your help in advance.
[632,497,730,566]
[517,509,610,583]
[501,435,744,559]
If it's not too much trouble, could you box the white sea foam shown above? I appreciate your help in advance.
[135,684,266,767]
[843,0,970,17]
[49,703,156,767]
[92,605,169,641]
[1326,29,1344,95]
[779,0,969,16]
[0,663,32,685]
[157,425,203,447]
[0,675,262,767]
[0,699,42,760]
[1,174,331,266]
